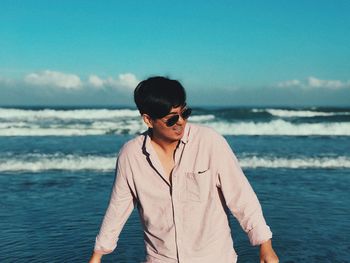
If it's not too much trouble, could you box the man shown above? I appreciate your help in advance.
[89,76,279,263]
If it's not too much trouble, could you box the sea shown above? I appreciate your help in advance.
[0,106,349,263]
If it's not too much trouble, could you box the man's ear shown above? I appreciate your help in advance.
[142,114,153,128]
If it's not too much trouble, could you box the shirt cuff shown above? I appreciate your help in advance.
[94,236,117,255]
[247,222,273,246]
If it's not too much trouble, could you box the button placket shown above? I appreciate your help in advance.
[171,167,181,261]
[171,142,187,262]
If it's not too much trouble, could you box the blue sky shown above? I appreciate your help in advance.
[1,0,350,106]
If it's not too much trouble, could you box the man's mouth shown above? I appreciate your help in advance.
[173,126,182,133]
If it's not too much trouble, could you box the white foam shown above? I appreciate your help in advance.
[190,114,215,122]
[239,156,350,169]
[0,154,116,172]
[0,108,140,120]
[1,119,350,136]
[0,120,147,136]
[1,153,349,172]
[1,108,349,136]
[253,108,350,118]
[207,120,350,136]
[0,122,29,128]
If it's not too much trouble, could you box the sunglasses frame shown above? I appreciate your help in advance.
[163,107,192,127]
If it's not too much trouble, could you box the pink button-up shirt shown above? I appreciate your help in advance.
[94,123,272,263]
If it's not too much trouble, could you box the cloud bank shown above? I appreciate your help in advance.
[277,76,350,89]
[24,70,82,89]
[188,76,350,107]
[0,70,140,106]
[88,73,139,90]
[17,70,140,91]
[1,71,349,106]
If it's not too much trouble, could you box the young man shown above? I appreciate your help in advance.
[89,76,279,263]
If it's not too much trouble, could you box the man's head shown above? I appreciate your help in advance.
[134,76,191,142]
[134,76,186,119]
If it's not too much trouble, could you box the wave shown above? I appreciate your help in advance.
[1,107,350,136]
[0,154,115,172]
[190,114,216,122]
[1,153,349,172]
[0,120,144,136]
[0,108,140,120]
[253,108,350,118]
[3,107,349,122]
[1,119,350,136]
[205,120,350,136]
[0,108,215,122]
[239,155,350,169]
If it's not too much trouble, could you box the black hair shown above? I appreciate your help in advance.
[134,76,186,119]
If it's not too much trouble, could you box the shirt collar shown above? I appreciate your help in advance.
[181,123,190,144]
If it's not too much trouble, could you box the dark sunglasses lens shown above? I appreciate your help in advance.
[165,108,192,127]
[166,115,179,127]
[182,108,192,119]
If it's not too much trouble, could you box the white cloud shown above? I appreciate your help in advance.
[307,76,346,89]
[88,75,104,88]
[117,73,139,89]
[88,73,139,90]
[277,79,301,88]
[24,70,82,89]
[277,76,349,89]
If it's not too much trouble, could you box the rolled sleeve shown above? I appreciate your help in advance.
[214,133,272,246]
[94,153,135,254]
[247,220,272,246]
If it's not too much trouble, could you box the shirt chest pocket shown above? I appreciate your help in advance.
[185,168,211,202]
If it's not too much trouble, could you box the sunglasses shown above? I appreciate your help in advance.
[163,107,192,127]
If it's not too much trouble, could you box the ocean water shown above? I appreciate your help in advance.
[0,106,349,263]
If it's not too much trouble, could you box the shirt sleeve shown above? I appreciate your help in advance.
[214,133,272,246]
[94,152,135,254]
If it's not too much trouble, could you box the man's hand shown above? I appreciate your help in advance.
[259,239,279,263]
[88,251,103,263]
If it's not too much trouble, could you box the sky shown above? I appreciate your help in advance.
[1,0,350,107]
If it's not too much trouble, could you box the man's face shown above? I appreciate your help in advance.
[150,105,189,143]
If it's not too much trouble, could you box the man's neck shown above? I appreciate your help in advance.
[150,136,179,156]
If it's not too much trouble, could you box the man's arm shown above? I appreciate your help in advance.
[89,153,135,261]
[260,239,279,263]
[213,132,278,261]
[88,251,103,263]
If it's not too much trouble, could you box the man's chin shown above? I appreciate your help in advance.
[165,133,183,143]
[173,129,184,139]
[172,125,185,137]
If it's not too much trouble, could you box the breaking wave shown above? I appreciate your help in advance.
[1,107,349,136]
[1,153,349,172]
[253,108,350,118]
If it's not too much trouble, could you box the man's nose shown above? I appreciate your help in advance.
[177,114,186,124]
